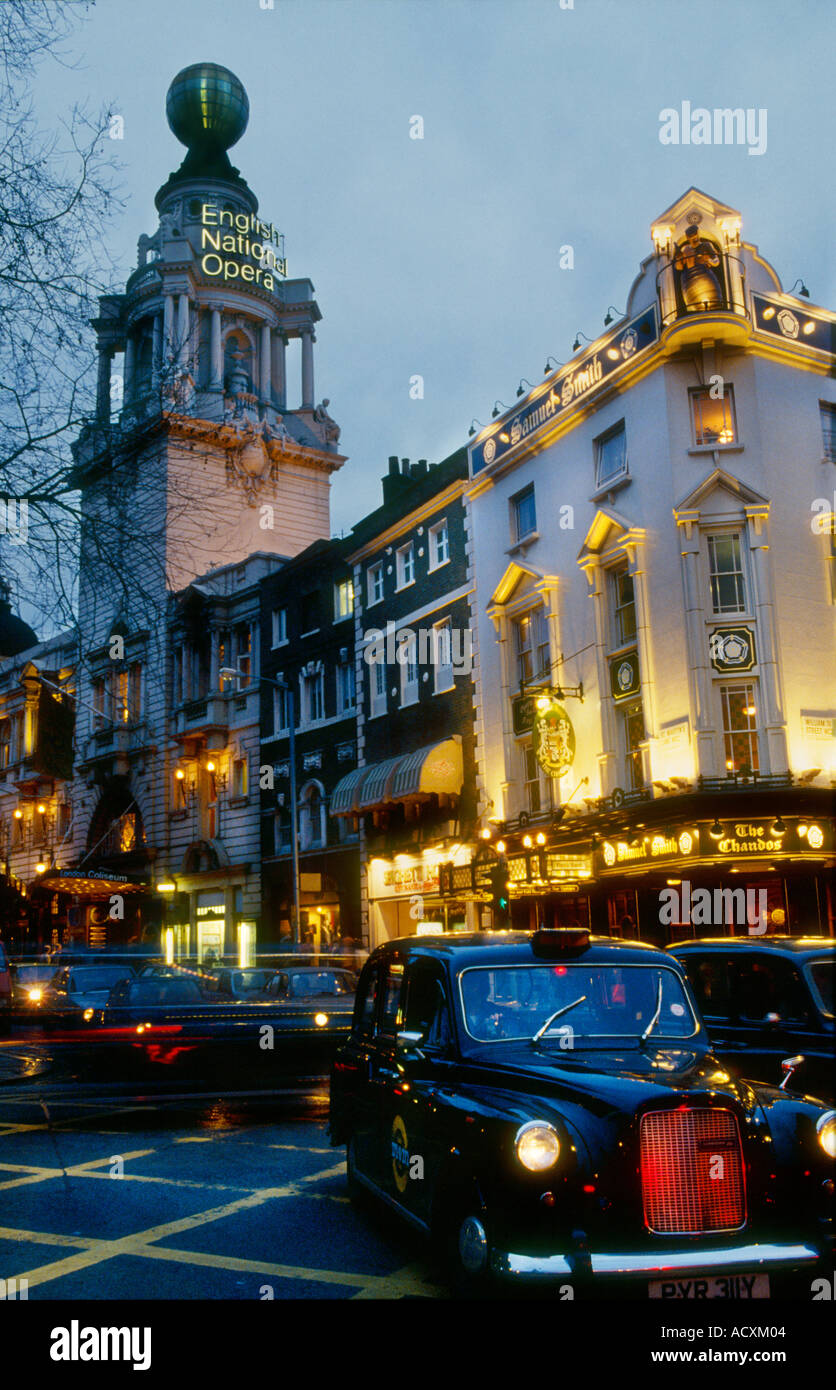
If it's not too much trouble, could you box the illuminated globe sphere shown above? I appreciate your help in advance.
[166,63,249,152]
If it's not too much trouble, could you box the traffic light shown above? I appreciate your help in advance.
[489,860,511,929]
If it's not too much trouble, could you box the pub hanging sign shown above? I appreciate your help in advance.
[709,627,756,673]
[532,698,575,778]
[610,649,640,702]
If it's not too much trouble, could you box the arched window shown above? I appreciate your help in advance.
[223,330,253,393]
[299,780,326,850]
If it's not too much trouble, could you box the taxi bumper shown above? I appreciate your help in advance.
[490,1240,822,1281]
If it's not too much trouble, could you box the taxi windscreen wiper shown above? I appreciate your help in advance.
[532,996,587,1044]
[640,976,664,1044]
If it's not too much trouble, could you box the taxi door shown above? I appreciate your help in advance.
[378,957,458,1229]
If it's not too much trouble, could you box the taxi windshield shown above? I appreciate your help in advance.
[459,964,697,1043]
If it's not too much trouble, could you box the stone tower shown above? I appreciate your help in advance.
[67,64,345,953]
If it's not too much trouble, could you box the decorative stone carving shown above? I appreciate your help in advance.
[313,398,341,450]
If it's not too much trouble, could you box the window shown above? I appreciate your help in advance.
[370,657,387,718]
[396,542,415,589]
[356,964,381,1040]
[299,593,320,635]
[336,660,355,713]
[301,669,325,724]
[174,770,188,810]
[379,962,405,1036]
[172,647,184,704]
[273,809,290,855]
[736,956,808,1024]
[400,632,419,707]
[271,608,287,647]
[334,580,354,621]
[404,960,452,1051]
[234,624,252,685]
[300,781,325,849]
[682,956,734,1019]
[619,699,646,790]
[523,743,543,814]
[428,519,449,570]
[127,663,142,722]
[610,566,637,647]
[820,401,836,461]
[433,617,454,693]
[367,562,384,606]
[0,720,10,770]
[829,525,836,605]
[594,421,628,487]
[92,678,106,729]
[232,757,248,798]
[707,533,747,614]
[272,684,289,734]
[511,484,537,542]
[690,386,737,446]
[720,684,759,773]
[512,608,550,689]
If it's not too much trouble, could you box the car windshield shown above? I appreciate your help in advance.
[68,968,130,992]
[806,960,833,1018]
[15,966,55,984]
[289,971,353,997]
[459,964,697,1043]
[232,970,271,992]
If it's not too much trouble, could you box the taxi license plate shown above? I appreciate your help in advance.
[649,1274,770,1299]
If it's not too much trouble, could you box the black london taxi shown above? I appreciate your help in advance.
[329,930,836,1294]
[669,938,835,1103]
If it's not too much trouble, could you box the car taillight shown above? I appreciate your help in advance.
[640,1108,746,1235]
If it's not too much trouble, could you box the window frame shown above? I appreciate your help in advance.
[395,541,415,591]
[367,562,384,607]
[510,484,537,543]
[369,656,387,718]
[432,617,455,693]
[399,631,419,707]
[706,531,748,617]
[689,384,738,448]
[594,420,628,489]
[271,608,288,648]
[428,518,450,571]
[719,682,760,774]
[334,579,354,622]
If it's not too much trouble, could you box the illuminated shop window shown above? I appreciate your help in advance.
[720,684,760,773]
[690,386,737,446]
[707,534,747,615]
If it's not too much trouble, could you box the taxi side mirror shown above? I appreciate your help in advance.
[779,1054,806,1090]
[396,1030,425,1056]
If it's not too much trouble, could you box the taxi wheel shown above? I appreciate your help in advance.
[439,1200,494,1292]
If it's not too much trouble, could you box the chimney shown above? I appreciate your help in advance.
[401,457,410,475]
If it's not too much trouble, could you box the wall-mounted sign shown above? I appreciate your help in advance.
[512,693,536,735]
[610,649,640,701]
[708,627,756,672]
[801,713,836,742]
[379,864,440,897]
[469,307,659,476]
[599,829,697,871]
[752,294,835,356]
[532,699,575,778]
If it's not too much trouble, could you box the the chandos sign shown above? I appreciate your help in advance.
[199,203,287,291]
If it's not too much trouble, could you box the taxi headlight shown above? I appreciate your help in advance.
[314,1012,329,1028]
[817,1111,836,1158]
[28,988,43,1002]
[515,1120,560,1172]
[82,1008,94,1022]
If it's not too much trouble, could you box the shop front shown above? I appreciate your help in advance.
[31,867,156,951]
[367,849,477,945]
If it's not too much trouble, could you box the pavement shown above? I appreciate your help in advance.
[0,1039,52,1084]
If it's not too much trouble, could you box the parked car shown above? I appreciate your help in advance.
[262,966,357,1005]
[0,940,11,1034]
[41,964,136,1029]
[330,929,835,1295]
[9,963,57,1016]
[669,937,835,1103]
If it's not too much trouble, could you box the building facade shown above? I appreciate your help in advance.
[463,188,836,943]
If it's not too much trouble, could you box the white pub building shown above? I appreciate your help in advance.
[464,188,836,943]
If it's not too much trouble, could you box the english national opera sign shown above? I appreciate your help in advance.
[199,202,287,292]
[469,306,659,477]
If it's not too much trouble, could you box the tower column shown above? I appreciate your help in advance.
[176,293,191,370]
[301,329,314,409]
[163,293,176,368]
[209,305,223,390]
[152,313,163,386]
[124,335,136,404]
[272,332,286,410]
[96,348,112,420]
[260,322,272,404]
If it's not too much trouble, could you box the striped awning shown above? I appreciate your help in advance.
[389,737,462,801]
[357,755,405,811]
[331,739,463,817]
[329,766,371,816]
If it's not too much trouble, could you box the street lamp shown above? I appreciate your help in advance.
[220,667,301,944]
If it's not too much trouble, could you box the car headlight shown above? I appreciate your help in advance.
[817,1111,836,1158]
[515,1120,561,1172]
[82,1008,94,1022]
[314,1012,329,1027]
[28,988,43,1002]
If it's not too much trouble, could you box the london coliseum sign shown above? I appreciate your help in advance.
[469,306,659,476]
[199,202,287,291]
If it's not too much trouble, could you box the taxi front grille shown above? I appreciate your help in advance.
[640,1108,746,1235]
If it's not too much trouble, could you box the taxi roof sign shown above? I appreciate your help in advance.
[531,927,591,958]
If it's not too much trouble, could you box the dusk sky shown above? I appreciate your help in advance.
[35,0,835,536]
